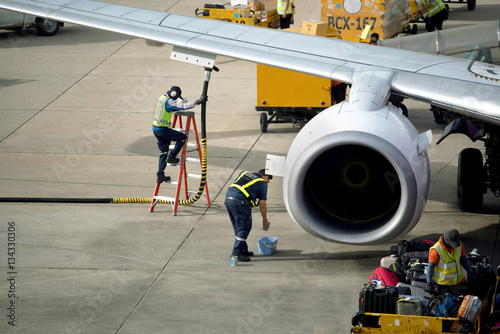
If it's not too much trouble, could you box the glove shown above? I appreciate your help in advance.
[425,282,433,293]
[196,95,207,105]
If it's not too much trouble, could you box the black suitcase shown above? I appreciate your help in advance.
[359,283,398,314]
[202,4,225,16]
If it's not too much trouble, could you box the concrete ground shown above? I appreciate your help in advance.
[1,0,499,333]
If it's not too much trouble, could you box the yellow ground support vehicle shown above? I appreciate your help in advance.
[256,23,343,132]
[351,276,500,334]
[195,3,281,29]
[256,64,335,132]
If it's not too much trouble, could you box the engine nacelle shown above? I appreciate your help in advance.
[281,102,431,245]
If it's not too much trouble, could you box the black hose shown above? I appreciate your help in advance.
[0,197,174,204]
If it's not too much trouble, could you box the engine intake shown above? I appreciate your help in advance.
[281,103,430,245]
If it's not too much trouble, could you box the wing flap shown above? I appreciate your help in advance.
[393,71,500,125]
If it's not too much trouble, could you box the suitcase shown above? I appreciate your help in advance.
[397,282,433,299]
[359,283,398,314]
[396,296,423,315]
[202,4,225,16]
[390,239,434,258]
[369,267,400,286]
[406,259,428,283]
[380,255,397,268]
[388,261,407,282]
[401,251,429,265]
[450,295,482,332]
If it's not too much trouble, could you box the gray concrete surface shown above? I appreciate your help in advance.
[1,1,499,333]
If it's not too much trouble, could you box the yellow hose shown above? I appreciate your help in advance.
[177,137,208,205]
[131,137,208,206]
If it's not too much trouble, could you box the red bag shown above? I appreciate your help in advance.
[369,267,400,286]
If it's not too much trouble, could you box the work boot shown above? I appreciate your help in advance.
[244,251,254,257]
[237,254,251,262]
[167,157,180,164]
[156,174,171,183]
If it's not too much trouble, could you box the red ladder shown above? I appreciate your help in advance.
[149,110,210,215]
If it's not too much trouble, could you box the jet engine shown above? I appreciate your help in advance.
[278,102,431,245]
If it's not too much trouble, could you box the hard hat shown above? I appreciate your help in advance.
[167,86,182,100]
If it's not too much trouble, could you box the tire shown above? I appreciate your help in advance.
[457,148,484,212]
[35,18,60,36]
[467,0,476,11]
[260,112,268,133]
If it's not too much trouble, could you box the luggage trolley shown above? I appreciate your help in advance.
[195,5,280,28]
[352,275,500,333]
[443,0,476,11]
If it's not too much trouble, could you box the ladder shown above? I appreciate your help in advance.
[149,110,211,215]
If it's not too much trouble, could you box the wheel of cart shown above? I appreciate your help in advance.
[257,107,323,133]
[467,0,476,11]
[260,112,268,133]
[443,0,475,10]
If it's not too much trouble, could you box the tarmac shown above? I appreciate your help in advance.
[1,0,500,333]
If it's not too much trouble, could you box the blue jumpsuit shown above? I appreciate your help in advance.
[225,172,268,256]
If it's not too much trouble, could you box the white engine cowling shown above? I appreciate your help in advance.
[282,102,431,245]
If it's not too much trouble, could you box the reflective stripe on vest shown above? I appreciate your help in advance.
[229,171,265,207]
[277,0,292,15]
[152,95,174,128]
[427,0,445,18]
[431,242,465,285]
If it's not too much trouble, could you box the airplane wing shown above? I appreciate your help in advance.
[1,0,500,125]
[2,0,500,245]
[379,20,500,61]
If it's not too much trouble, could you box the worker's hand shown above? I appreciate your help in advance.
[425,282,433,293]
[196,95,207,105]
[262,220,270,231]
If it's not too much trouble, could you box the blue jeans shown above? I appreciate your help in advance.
[153,127,187,175]
[225,198,252,256]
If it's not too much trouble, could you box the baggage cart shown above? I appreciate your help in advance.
[443,0,476,11]
[321,0,412,42]
[352,276,500,334]
[195,6,280,28]
[195,1,294,29]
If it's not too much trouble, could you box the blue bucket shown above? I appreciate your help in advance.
[258,237,278,255]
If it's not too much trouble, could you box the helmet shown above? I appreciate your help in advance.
[167,86,182,100]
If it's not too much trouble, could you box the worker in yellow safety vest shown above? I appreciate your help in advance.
[277,0,293,29]
[152,86,206,183]
[422,0,447,32]
[225,170,272,262]
[425,229,476,293]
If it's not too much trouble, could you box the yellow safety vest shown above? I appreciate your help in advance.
[277,0,292,15]
[431,241,465,285]
[229,171,265,207]
[424,0,445,18]
[152,94,174,128]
